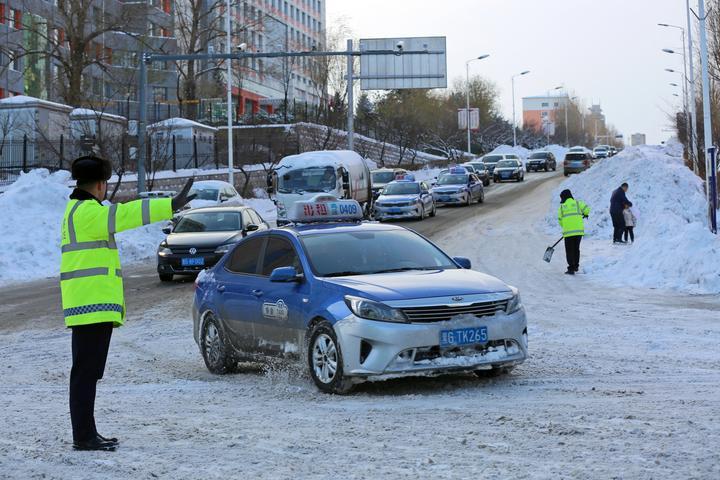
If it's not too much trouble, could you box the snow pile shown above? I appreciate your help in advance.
[544,144,569,161]
[488,144,531,160]
[544,141,720,293]
[0,170,171,285]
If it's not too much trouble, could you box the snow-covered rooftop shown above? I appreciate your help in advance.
[0,95,73,111]
[70,108,127,122]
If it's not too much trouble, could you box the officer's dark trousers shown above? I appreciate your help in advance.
[70,322,113,442]
[564,235,582,271]
[611,211,625,242]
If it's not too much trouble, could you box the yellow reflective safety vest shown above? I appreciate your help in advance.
[60,195,173,328]
[557,198,590,238]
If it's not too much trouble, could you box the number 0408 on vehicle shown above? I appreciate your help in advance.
[440,327,488,347]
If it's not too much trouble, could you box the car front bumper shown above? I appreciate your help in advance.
[526,162,546,170]
[157,252,224,276]
[374,204,422,220]
[432,192,467,205]
[333,308,528,379]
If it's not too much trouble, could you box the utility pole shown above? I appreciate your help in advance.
[698,0,716,232]
[511,70,530,147]
[346,39,354,151]
[686,0,699,174]
[225,0,234,185]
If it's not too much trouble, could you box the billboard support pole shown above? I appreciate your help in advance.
[346,39,354,152]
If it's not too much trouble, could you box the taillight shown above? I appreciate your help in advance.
[584,160,590,167]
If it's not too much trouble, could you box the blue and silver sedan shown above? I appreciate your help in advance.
[192,198,527,394]
[374,179,436,221]
[431,171,485,207]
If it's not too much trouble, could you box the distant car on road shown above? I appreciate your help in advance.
[563,152,593,176]
[374,176,436,221]
[157,206,269,281]
[371,168,408,199]
[525,151,556,172]
[481,154,507,175]
[431,170,484,206]
[493,159,525,182]
[186,180,242,209]
[593,146,609,159]
[466,161,491,186]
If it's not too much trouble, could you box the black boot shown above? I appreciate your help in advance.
[73,437,117,451]
[96,433,118,445]
[564,269,575,275]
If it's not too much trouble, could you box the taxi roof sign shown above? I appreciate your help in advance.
[287,195,364,223]
[449,166,467,174]
[394,173,416,182]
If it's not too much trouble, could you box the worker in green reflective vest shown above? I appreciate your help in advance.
[557,188,590,275]
[61,156,195,451]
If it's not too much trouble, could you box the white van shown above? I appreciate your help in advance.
[267,150,373,225]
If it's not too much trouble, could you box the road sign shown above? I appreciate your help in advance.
[458,108,480,130]
[359,37,447,90]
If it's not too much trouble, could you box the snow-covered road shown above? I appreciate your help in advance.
[1,169,718,479]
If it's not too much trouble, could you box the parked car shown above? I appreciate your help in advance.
[431,170,484,206]
[563,152,593,176]
[525,152,556,172]
[374,177,435,221]
[493,159,525,182]
[466,161,491,186]
[593,146,609,159]
[157,206,269,281]
[371,167,408,199]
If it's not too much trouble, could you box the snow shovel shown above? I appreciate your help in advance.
[543,237,564,263]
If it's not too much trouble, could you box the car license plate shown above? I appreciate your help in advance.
[181,257,205,267]
[439,196,451,202]
[440,327,488,347]
[389,207,402,213]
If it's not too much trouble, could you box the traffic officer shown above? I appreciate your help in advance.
[557,188,590,275]
[61,155,195,451]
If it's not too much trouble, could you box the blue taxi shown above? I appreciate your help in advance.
[192,196,527,394]
[431,168,485,207]
[373,175,436,221]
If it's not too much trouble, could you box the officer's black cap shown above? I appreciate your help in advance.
[71,156,112,183]
[560,189,573,202]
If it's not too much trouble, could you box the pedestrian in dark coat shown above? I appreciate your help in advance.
[610,183,632,243]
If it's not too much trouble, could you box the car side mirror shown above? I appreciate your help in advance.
[245,223,259,232]
[269,266,302,282]
[341,170,350,192]
[453,256,472,269]
[162,225,172,235]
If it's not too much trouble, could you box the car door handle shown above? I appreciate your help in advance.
[251,289,263,297]
[216,285,225,292]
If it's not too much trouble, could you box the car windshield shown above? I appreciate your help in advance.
[469,163,485,170]
[497,160,518,168]
[278,167,336,193]
[190,188,219,201]
[529,153,548,159]
[594,148,607,152]
[436,174,467,185]
[565,153,587,160]
[302,230,458,277]
[383,183,420,195]
[173,212,241,233]
[483,155,503,162]
[372,171,396,184]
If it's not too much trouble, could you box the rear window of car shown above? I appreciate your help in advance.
[565,153,587,160]
[483,155,503,162]
[529,153,548,159]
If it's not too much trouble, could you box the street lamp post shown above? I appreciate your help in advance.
[660,19,699,174]
[698,0,717,233]
[511,70,530,147]
[663,45,693,172]
[465,55,490,155]
[553,85,569,147]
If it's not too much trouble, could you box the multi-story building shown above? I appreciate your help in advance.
[0,0,177,112]
[631,133,646,146]
[522,95,570,136]
[211,0,327,117]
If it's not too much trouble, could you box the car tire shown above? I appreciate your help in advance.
[544,164,549,172]
[474,366,515,378]
[308,321,354,394]
[200,313,237,374]
[484,179,490,187]
[159,273,173,282]
[564,173,569,177]
[478,190,484,203]
[465,194,472,207]
[429,202,436,217]
[417,205,425,220]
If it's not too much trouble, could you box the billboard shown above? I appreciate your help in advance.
[458,108,480,130]
[359,37,447,91]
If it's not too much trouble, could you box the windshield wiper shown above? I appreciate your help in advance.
[372,267,442,274]
[324,271,368,277]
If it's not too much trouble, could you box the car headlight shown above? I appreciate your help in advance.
[344,295,409,323]
[158,247,173,256]
[214,244,232,254]
[506,287,523,314]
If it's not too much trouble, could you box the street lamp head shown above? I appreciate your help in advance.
[662,48,675,54]
[520,70,530,75]
[477,54,490,60]
[665,68,675,73]
[554,85,563,90]
[658,23,669,26]
[673,93,680,97]
[669,82,679,87]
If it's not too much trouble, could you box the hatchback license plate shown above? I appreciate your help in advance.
[389,207,402,213]
[181,257,205,267]
[440,327,488,347]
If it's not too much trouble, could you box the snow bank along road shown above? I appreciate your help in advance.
[1,168,719,479]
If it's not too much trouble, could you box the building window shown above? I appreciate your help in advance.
[0,4,5,24]
[92,77,102,96]
[10,7,22,29]
[541,111,548,118]
[554,102,559,107]
[153,87,167,101]
[9,51,20,71]
[541,102,549,108]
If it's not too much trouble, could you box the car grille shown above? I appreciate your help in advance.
[400,300,508,323]
[171,246,217,254]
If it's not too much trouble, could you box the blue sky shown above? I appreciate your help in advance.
[328,0,691,145]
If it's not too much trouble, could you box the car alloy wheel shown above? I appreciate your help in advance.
[201,314,236,374]
[429,202,436,217]
[308,321,353,394]
[418,204,425,220]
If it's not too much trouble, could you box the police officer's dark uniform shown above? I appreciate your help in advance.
[62,156,194,451]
